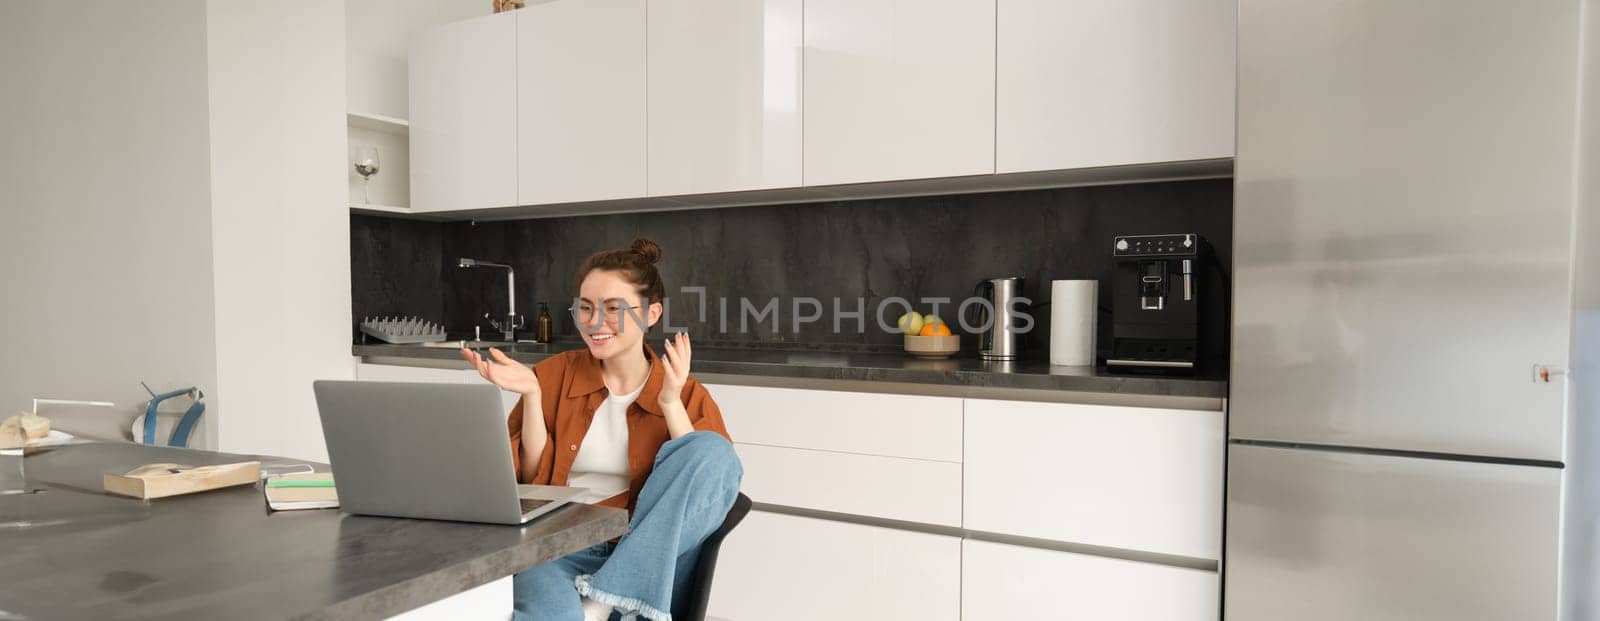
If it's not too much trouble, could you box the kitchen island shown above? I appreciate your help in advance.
[0,442,628,620]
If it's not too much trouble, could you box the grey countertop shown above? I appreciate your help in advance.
[354,341,1227,410]
[0,442,628,621]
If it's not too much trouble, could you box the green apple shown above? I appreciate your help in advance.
[897,311,925,335]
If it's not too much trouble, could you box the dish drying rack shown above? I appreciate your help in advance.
[360,316,447,344]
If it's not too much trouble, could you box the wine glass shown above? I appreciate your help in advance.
[353,145,380,204]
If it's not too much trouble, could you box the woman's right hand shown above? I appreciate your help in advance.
[461,347,541,397]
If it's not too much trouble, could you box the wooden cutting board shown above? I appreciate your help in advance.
[103,461,261,499]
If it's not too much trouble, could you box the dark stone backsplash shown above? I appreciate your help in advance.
[351,179,1233,362]
[351,215,446,326]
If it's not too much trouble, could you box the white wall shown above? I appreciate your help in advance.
[207,0,352,462]
[346,0,489,119]
[0,2,354,460]
[0,1,220,441]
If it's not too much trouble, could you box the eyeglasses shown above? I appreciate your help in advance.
[570,299,647,327]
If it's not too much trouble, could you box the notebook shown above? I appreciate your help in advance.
[103,460,261,500]
[264,472,339,511]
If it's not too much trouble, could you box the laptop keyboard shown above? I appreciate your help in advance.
[520,498,553,514]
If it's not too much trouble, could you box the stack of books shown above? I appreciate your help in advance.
[264,472,339,511]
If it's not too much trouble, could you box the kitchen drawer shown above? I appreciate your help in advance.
[355,364,520,413]
[962,539,1219,620]
[355,363,469,384]
[706,384,962,462]
[708,510,961,621]
[734,443,962,527]
[964,399,1224,559]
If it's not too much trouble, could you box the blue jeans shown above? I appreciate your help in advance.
[514,431,743,621]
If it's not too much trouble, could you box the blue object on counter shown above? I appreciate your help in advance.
[139,382,205,448]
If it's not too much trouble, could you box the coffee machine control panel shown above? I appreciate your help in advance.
[1113,234,1198,258]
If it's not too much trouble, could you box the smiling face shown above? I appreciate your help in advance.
[575,269,662,360]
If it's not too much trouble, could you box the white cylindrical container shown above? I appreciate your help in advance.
[1050,279,1097,366]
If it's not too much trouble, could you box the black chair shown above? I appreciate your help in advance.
[675,492,753,621]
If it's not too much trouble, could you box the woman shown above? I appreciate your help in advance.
[461,237,741,621]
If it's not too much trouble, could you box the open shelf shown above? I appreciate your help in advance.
[346,111,409,137]
[347,111,410,210]
[349,203,412,216]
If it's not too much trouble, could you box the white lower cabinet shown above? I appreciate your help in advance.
[733,442,962,526]
[708,383,964,525]
[963,399,1224,560]
[388,576,512,620]
[354,363,521,413]
[335,374,1226,618]
[354,362,467,384]
[708,384,963,461]
[962,539,1218,620]
[707,511,961,621]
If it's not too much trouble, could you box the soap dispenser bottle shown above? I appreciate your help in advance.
[536,303,553,343]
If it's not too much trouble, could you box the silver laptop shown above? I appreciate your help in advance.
[313,380,583,525]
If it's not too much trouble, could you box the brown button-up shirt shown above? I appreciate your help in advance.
[507,345,731,512]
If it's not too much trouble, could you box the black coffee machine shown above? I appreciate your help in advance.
[1109,233,1211,375]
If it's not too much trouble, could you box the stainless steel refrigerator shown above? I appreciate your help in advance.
[1227,0,1600,619]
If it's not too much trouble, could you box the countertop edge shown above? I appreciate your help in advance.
[354,346,1227,412]
[693,372,1226,412]
[294,507,630,621]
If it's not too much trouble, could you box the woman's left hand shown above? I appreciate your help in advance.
[658,332,693,409]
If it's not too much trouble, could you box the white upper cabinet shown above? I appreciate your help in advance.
[516,0,646,205]
[996,0,1235,173]
[646,0,803,196]
[408,0,1234,210]
[408,12,517,212]
[802,0,996,186]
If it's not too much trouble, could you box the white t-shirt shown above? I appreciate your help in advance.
[568,376,645,498]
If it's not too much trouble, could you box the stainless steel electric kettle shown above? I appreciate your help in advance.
[968,277,1026,361]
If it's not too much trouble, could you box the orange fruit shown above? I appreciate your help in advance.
[918,318,952,336]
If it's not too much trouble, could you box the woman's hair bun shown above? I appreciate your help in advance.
[629,236,662,264]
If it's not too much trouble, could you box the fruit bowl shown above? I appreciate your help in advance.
[904,334,960,359]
